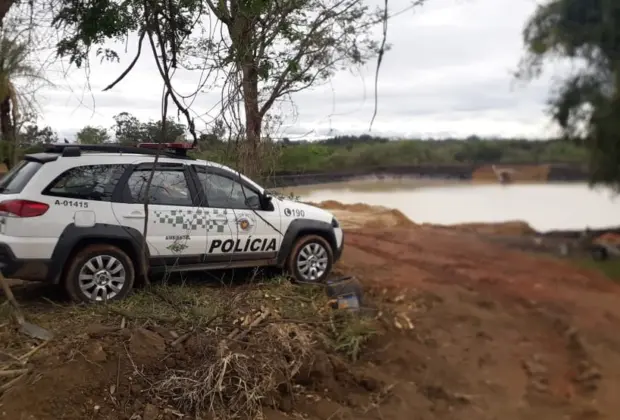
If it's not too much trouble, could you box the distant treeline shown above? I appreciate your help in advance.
[9,112,588,175]
[271,135,587,174]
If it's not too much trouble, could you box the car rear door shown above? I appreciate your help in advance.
[110,162,209,268]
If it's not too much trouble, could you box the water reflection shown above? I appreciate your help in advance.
[285,179,620,232]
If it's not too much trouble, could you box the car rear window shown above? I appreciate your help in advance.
[0,160,43,194]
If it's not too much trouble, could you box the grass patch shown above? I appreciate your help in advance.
[574,258,620,281]
[330,313,377,362]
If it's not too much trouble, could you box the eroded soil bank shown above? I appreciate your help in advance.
[268,163,587,187]
[2,201,620,420]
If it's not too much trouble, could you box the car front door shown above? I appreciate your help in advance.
[111,162,208,268]
[191,165,281,263]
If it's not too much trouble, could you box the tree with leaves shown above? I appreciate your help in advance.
[111,112,187,145]
[0,0,16,26]
[53,0,203,148]
[142,118,186,143]
[0,35,41,166]
[50,0,390,175]
[19,123,58,146]
[519,0,620,190]
[112,112,144,146]
[189,0,382,174]
[76,125,110,144]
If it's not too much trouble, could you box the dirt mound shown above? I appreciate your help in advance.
[472,164,550,182]
[447,220,538,236]
[313,200,415,229]
[0,281,391,420]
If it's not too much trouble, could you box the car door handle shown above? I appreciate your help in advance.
[124,211,145,219]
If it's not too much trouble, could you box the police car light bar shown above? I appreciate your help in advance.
[137,142,194,157]
[137,142,194,150]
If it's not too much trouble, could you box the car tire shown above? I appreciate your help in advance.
[65,244,135,303]
[287,234,334,283]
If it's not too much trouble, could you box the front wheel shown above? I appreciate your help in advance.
[65,244,135,303]
[287,235,334,283]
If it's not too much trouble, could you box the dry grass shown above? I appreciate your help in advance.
[153,323,315,419]
[1,276,379,418]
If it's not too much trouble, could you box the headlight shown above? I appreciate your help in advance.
[331,217,340,228]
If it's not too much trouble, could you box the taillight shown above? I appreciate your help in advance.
[0,200,49,217]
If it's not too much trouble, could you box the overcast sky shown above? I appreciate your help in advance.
[31,0,563,141]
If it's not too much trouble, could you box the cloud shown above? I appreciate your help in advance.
[31,0,559,141]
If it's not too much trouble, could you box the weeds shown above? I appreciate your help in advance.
[1,276,379,419]
[331,313,377,362]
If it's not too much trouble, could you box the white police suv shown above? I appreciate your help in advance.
[0,143,344,303]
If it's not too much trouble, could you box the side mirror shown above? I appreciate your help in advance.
[245,194,262,209]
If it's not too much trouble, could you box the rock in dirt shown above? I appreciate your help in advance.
[522,359,548,376]
[130,328,166,361]
[143,403,160,420]
[295,351,334,386]
[149,325,178,341]
[85,324,120,338]
[84,341,107,363]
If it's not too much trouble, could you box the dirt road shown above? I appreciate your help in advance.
[1,203,620,420]
[328,206,620,420]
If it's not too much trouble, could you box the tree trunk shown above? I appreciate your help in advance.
[0,96,14,169]
[1,96,11,165]
[0,0,16,27]
[241,62,262,178]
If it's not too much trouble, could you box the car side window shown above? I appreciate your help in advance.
[44,164,127,201]
[127,168,193,206]
[196,169,261,210]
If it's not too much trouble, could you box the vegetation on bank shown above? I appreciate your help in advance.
[6,112,589,175]
[519,0,620,191]
[576,259,620,282]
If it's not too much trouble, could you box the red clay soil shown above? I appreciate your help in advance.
[337,226,620,420]
[472,164,551,182]
[2,224,620,420]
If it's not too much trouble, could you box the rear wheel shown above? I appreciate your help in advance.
[65,244,135,303]
[287,235,334,283]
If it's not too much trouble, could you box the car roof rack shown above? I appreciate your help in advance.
[43,143,195,160]
[137,142,194,158]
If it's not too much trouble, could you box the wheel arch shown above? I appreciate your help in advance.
[48,224,147,284]
[276,219,337,267]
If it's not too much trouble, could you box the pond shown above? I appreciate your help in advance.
[284,179,620,232]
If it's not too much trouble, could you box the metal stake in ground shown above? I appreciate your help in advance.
[0,273,54,341]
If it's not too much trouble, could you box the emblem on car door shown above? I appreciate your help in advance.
[238,216,251,231]
[236,213,256,233]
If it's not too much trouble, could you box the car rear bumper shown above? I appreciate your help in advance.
[0,243,51,282]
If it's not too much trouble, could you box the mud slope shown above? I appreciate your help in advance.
[331,203,620,420]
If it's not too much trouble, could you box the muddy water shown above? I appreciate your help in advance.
[281,179,620,232]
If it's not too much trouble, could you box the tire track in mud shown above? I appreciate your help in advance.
[341,228,605,412]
